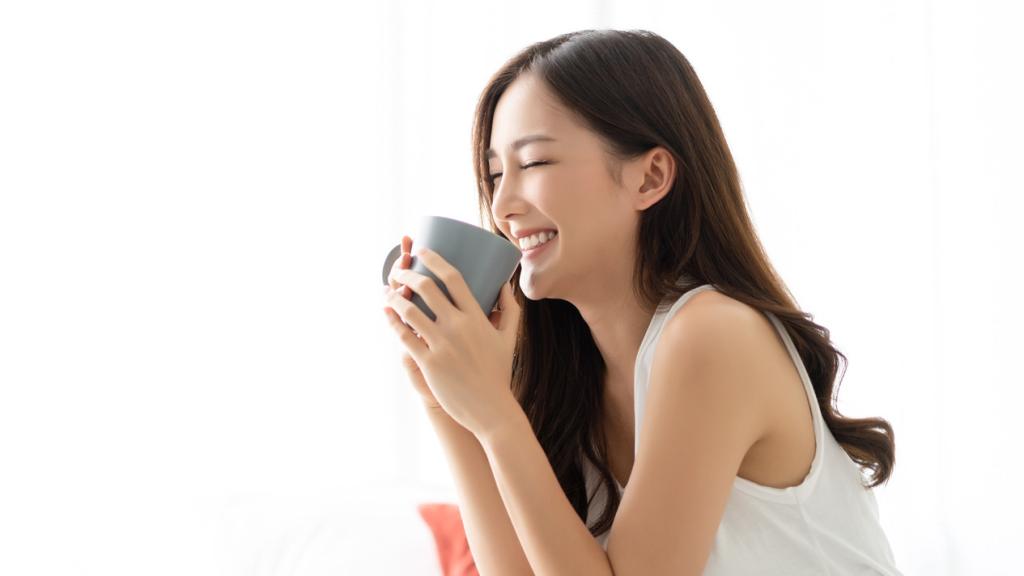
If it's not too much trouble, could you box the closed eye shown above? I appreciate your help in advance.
[487,161,549,183]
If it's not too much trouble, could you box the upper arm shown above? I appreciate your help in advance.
[605,293,772,576]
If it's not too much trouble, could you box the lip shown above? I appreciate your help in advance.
[521,234,557,260]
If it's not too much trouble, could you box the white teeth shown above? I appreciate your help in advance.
[518,230,557,250]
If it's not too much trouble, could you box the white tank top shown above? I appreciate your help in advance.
[584,279,903,575]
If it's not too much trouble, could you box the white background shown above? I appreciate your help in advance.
[1,1,1021,574]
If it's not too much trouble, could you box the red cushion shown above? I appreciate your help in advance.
[417,503,479,576]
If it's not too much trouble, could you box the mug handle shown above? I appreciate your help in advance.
[381,243,403,285]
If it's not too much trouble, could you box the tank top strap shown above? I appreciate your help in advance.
[632,281,720,454]
[634,280,828,502]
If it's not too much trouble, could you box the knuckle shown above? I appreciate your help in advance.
[437,268,455,285]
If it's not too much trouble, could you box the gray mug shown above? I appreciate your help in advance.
[381,215,522,322]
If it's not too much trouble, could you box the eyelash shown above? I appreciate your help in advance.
[487,161,549,183]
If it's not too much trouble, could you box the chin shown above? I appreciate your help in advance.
[517,272,555,303]
[518,285,538,301]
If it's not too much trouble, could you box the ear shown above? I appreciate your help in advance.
[634,146,677,211]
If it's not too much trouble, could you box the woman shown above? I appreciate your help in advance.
[382,29,901,575]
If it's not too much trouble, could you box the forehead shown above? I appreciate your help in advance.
[488,74,578,156]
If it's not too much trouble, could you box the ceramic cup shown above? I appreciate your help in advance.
[381,215,522,322]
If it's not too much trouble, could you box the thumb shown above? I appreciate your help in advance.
[497,282,520,332]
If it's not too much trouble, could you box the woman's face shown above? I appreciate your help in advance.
[488,73,641,301]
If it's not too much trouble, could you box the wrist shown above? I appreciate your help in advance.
[477,398,529,450]
[423,403,464,429]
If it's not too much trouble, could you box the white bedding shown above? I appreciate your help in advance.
[223,494,441,576]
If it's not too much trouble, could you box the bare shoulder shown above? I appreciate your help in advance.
[665,288,779,351]
[656,288,791,435]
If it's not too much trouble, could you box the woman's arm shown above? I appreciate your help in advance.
[426,405,535,576]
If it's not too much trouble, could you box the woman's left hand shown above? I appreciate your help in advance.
[381,246,523,440]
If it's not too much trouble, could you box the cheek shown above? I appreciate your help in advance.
[541,169,626,248]
[539,169,595,213]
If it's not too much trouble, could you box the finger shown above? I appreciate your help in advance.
[382,305,429,358]
[385,287,437,347]
[401,236,412,298]
[392,266,457,321]
[388,257,403,291]
[389,236,414,297]
[487,306,502,329]
[401,262,412,299]
[382,283,410,304]
[497,282,520,332]
[411,247,474,314]
[390,261,413,297]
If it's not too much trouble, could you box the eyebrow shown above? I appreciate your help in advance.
[485,134,557,159]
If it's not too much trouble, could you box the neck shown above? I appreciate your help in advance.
[574,287,656,419]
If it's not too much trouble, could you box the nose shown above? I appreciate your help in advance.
[489,176,525,231]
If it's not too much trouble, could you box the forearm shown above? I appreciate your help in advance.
[479,408,614,576]
[426,405,534,576]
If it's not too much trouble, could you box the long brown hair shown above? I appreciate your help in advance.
[469,29,895,539]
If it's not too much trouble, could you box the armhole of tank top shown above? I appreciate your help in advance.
[732,310,827,503]
[635,284,831,504]
[640,285,826,502]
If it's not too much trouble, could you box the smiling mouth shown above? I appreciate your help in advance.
[522,235,557,259]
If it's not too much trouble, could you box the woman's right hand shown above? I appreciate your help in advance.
[384,235,443,411]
